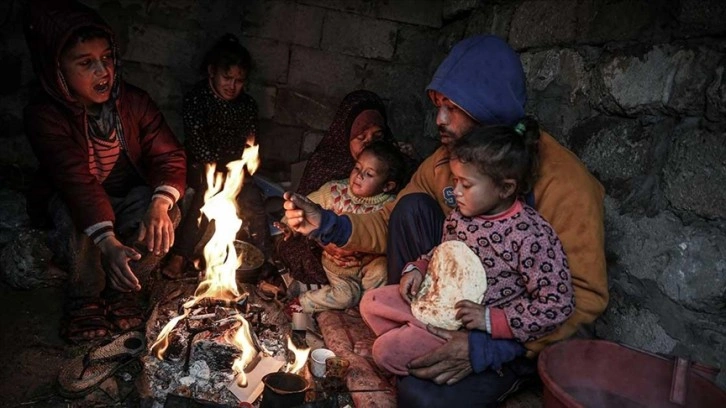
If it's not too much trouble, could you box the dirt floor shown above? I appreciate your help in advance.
[0,282,64,407]
[0,282,143,408]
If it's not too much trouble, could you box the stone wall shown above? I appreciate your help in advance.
[1,0,725,388]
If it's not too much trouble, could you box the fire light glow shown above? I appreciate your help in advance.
[151,141,261,377]
[283,336,311,375]
[226,315,257,387]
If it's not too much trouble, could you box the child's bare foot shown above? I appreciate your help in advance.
[161,254,186,279]
[62,298,113,343]
[106,292,145,332]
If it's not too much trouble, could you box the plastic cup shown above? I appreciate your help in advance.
[310,348,335,378]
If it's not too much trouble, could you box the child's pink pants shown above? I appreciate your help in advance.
[359,285,445,375]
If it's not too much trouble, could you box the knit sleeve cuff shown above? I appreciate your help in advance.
[310,210,351,246]
[84,221,115,245]
[153,185,181,209]
[489,308,515,339]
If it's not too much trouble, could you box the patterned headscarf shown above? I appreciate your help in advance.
[297,90,393,196]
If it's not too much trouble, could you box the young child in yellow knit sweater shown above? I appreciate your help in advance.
[277,140,410,313]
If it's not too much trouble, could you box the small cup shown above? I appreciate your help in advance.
[310,348,335,378]
[325,356,350,379]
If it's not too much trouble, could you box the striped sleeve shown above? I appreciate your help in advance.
[152,185,181,209]
[84,221,115,245]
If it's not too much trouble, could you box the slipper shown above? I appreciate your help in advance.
[57,331,146,398]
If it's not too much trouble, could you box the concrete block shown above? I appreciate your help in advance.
[288,46,367,97]
[386,96,427,144]
[241,1,323,48]
[298,0,377,16]
[122,61,186,109]
[275,89,338,131]
[258,121,304,165]
[241,37,290,85]
[246,83,278,120]
[299,0,442,27]
[509,0,577,49]
[321,11,397,60]
[363,61,429,103]
[428,19,468,74]
[124,24,197,69]
[376,0,442,28]
[301,131,326,157]
[394,25,438,66]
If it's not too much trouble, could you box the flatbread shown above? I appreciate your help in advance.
[411,241,487,330]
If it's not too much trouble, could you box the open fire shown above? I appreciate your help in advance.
[143,139,310,404]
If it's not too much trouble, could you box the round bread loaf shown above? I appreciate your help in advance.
[411,240,487,330]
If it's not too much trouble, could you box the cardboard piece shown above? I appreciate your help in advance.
[226,355,286,403]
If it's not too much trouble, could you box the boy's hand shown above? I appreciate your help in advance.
[98,236,142,292]
[455,300,487,331]
[399,268,423,304]
[137,198,175,256]
[273,221,296,241]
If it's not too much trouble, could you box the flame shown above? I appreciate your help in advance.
[184,143,260,309]
[283,336,310,374]
[226,315,257,387]
[151,142,260,361]
[149,309,190,359]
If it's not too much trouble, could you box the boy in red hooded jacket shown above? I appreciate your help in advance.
[23,0,186,342]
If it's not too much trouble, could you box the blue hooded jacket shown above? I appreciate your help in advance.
[426,35,527,126]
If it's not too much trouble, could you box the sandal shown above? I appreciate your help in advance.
[61,297,113,344]
[105,292,146,332]
[57,331,145,398]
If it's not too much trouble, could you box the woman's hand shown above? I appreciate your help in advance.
[455,300,487,331]
[399,268,423,304]
[137,198,175,256]
[98,236,142,292]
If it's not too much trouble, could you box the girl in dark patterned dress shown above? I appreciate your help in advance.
[163,34,270,278]
[360,118,575,376]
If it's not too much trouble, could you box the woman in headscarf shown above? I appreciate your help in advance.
[278,90,395,285]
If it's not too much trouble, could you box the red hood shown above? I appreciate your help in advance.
[23,0,120,112]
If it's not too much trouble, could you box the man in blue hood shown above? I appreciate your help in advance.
[283,35,607,407]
